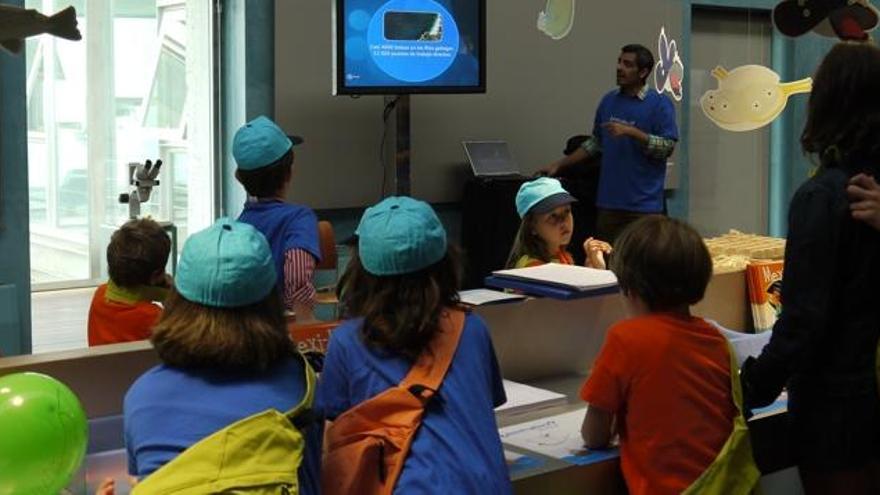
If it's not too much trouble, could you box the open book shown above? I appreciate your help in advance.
[491,264,618,291]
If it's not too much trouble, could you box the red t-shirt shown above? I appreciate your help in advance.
[580,314,736,495]
[87,284,161,346]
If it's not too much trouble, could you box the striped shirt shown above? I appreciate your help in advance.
[283,248,316,309]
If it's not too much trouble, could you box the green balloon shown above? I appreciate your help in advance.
[0,372,88,495]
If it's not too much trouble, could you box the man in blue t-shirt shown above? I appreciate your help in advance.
[545,44,679,243]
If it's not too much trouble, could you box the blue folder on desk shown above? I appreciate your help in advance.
[486,264,619,300]
[484,276,619,299]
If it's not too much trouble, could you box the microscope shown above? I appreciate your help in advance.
[118,159,178,274]
[118,159,162,220]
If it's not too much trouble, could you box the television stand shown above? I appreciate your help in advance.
[387,94,411,196]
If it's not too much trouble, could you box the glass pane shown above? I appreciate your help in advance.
[27,0,214,288]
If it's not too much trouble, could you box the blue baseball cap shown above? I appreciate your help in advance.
[232,115,303,171]
[515,177,578,218]
[175,218,277,307]
[356,196,447,276]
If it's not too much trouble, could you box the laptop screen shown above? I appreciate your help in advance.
[462,141,520,177]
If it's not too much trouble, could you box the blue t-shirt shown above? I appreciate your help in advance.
[238,200,321,289]
[316,313,512,495]
[124,357,320,495]
[594,89,678,212]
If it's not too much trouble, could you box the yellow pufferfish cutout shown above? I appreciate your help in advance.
[701,65,812,132]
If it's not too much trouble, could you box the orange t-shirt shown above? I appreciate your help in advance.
[519,249,575,268]
[87,284,161,346]
[580,314,736,495]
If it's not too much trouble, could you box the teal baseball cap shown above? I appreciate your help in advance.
[356,196,448,276]
[515,177,578,218]
[232,115,303,171]
[175,218,277,307]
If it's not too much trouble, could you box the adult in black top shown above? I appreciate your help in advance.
[741,42,880,494]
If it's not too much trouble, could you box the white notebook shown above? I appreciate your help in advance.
[492,263,618,291]
[495,379,567,417]
[459,288,526,306]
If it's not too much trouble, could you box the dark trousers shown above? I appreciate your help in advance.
[596,208,661,244]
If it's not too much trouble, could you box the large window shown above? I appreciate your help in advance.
[27,0,216,288]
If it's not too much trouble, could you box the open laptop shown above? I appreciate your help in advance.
[462,140,523,179]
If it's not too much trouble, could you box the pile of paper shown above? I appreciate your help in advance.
[496,379,567,418]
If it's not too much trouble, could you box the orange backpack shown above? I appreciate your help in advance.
[321,309,466,495]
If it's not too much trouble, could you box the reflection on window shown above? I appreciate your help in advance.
[27,0,214,287]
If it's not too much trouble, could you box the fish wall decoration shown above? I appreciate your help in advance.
[0,4,81,54]
[701,65,812,132]
[538,0,575,40]
[654,27,684,102]
[773,0,879,41]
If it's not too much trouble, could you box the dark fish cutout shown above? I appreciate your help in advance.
[0,5,81,54]
[773,0,879,40]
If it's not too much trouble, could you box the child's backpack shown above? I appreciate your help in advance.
[131,353,316,494]
[321,309,466,495]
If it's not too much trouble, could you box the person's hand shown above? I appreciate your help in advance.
[601,121,634,138]
[95,478,115,495]
[584,237,613,270]
[847,173,880,231]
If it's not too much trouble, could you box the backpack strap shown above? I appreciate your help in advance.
[285,351,318,429]
[400,308,466,402]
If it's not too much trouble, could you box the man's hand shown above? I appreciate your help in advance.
[601,121,635,138]
[848,173,880,231]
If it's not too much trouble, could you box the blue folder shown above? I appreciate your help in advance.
[484,275,619,300]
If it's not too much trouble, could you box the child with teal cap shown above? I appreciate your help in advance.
[234,115,321,322]
[506,177,613,269]
[119,219,320,494]
[316,196,512,494]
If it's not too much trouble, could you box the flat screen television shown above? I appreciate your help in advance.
[332,0,486,95]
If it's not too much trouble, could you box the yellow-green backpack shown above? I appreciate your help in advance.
[131,355,316,495]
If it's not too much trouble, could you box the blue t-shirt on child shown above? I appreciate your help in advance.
[238,200,322,288]
[124,357,320,495]
[593,89,678,213]
[316,313,513,494]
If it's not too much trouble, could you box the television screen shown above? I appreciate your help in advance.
[333,0,486,95]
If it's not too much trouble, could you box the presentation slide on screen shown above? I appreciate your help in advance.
[341,0,481,88]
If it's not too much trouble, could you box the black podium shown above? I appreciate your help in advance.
[460,166,600,289]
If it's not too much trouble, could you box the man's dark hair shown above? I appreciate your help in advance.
[621,44,655,83]
[234,148,294,198]
[107,218,171,288]
[610,215,712,311]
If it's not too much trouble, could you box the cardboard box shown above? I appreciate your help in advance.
[692,270,752,332]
